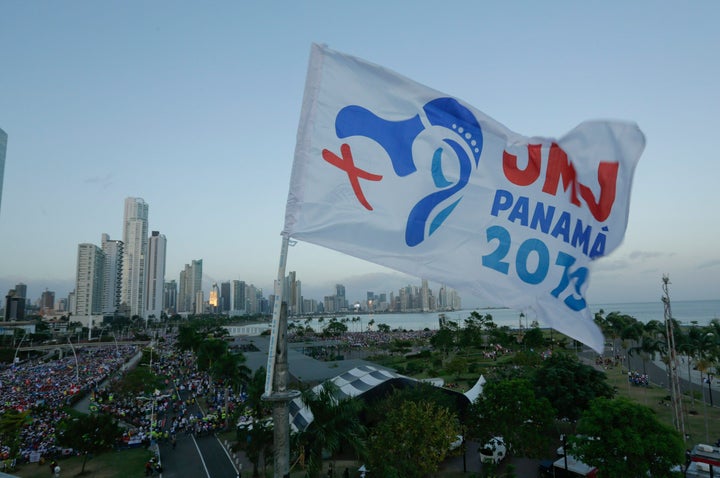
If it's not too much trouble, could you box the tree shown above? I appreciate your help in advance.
[108,364,165,396]
[532,353,614,421]
[323,320,348,337]
[297,382,365,478]
[235,368,273,477]
[57,413,123,474]
[176,323,204,352]
[469,378,555,459]
[366,399,459,478]
[430,327,455,356]
[572,397,684,478]
[0,409,29,460]
[523,326,545,350]
[197,338,229,371]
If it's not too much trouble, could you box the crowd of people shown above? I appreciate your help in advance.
[628,370,650,387]
[0,344,139,464]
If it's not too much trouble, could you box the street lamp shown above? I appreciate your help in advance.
[13,334,27,364]
[708,374,714,407]
[67,336,80,383]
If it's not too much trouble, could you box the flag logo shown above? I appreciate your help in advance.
[284,44,645,352]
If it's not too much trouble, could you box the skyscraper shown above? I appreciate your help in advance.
[40,290,55,312]
[145,231,167,320]
[209,283,219,313]
[178,259,202,313]
[164,280,177,314]
[4,289,25,321]
[220,281,231,313]
[75,243,105,316]
[101,233,123,315]
[13,283,26,300]
[121,197,149,318]
[232,280,246,313]
[0,128,6,215]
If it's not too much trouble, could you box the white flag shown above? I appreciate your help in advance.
[285,44,645,353]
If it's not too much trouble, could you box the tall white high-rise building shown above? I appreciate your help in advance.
[0,128,7,215]
[145,231,167,320]
[121,197,149,318]
[101,233,123,315]
[75,243,105,316]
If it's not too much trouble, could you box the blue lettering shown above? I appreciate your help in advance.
[507,196,530,226]
[516,239,550,285]
[490,189,514,217]
[489,190,602,260]
[530,201,556,234]
[571,219,591,256]
[590,228,608,258]
[550,211,571,243]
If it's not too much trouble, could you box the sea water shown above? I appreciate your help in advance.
[293,299,720,332]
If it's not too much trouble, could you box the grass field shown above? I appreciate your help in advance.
[12,447,153,478]
[602,362,720,446]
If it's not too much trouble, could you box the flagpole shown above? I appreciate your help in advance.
[263,233,300,478]
[265,233,289,396]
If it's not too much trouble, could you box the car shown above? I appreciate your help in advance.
[479,436,506,464]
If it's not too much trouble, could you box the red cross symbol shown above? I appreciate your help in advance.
[322,143,383,210]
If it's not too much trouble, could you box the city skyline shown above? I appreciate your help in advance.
[1,3,718,313]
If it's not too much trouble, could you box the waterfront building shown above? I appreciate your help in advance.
[178,259,202,313]
[121,197,149,318]
[75,243,105,316]
[209,283,219,313]
[4,289,25,321]
[40,290,55,313]
[164,280,177,314]
[194,290,204,315]
[220,281,231,313]
[101,233,123,315]
[231,280,246,314]
[13,283,26,300]
[421,279,430,312]
[145,231,166,320]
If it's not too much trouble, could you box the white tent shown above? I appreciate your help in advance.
[464,375,486,403]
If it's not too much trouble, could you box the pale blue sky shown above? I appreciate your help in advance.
[1,1,718,308]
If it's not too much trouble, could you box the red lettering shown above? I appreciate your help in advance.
[503,144,541,186]
[502,143,619,222]
[542,143,581,207]
[322,144,383,211]
[579,161,618,222]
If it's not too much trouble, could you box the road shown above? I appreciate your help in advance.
[156,386,242,478]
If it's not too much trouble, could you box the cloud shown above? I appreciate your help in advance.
[697,259,720,270]
[83,173,114,189]
[628,250,673,261]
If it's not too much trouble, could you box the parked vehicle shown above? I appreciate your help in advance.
[479,437,506,464]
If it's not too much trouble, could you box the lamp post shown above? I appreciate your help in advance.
[708,373,714,407]
[13,334,27,364]
[67,336,79,383]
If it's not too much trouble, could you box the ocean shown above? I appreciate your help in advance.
[291,299,720,332]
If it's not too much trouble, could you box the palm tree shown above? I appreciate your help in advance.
[629,331,666,403]
[297,382,365,478]
[620,319,643,371]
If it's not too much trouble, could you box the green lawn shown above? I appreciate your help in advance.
[602,362,720,446]
[13,447,152,478]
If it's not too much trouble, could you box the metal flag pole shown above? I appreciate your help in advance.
[263,233,300,478]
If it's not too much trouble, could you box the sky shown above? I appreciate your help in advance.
[0,1,718,309]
